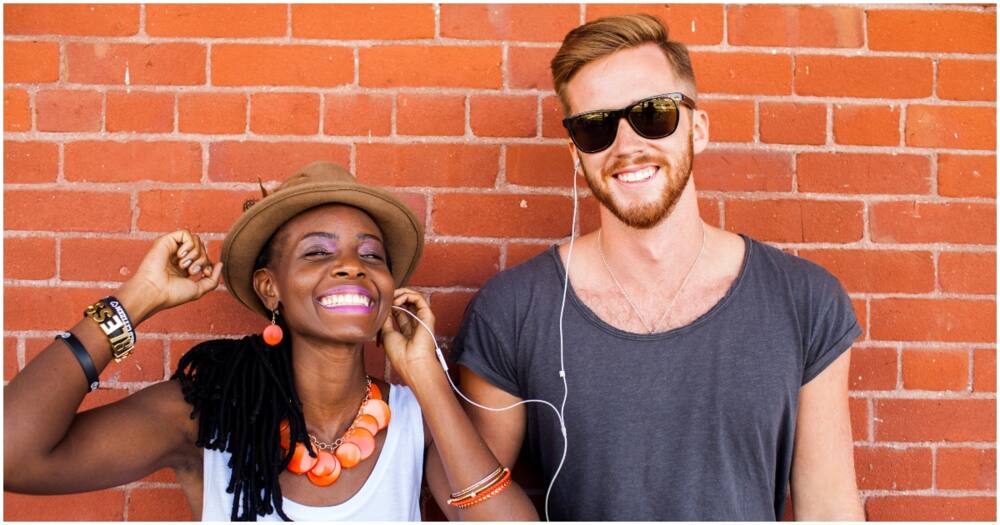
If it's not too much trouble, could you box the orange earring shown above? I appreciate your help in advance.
[263,308,283,346]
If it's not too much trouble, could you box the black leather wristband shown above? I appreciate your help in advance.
[55,331,99,392]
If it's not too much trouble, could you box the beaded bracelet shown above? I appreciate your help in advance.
[449,465,505,500]
[454,472,513,509]
[447,467,512,508]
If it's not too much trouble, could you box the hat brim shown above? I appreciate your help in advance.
[221,182,423,318]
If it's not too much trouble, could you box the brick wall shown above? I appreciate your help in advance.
[3,3,995,521]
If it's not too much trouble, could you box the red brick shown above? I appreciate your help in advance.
[506,145,574,188]
[937,448,996,490]
[433,194,573,238]
[871,202,996,245]
[902,349,969,391]
[208,142,350,182]
[141,468,179,484]
[795,56,932,98]
[691,52,792,95]
[212,44,352,87]
[938,59,996,101]
[68,43,206,85]
[973,349,996,393]
[26,337,164,384]
[141,290,260,336]
[386,190,427,231]
[3,286,105,331]
[4,191,131,233]
[60,238,153,282]
[587,4,724,45]
[3,490,125,520]
[760,103,826,145]
[441,4,577,42]
[292,4,434,39]
[147,4,286,37]
[4,237,56,280]
[178,92,246,134]
[906,105,996,150]
[847,347,897,391]
[127,487,193,521]
[871,299,995,343]
[137,190,250,234]
[875,399,995,442]
[700,99,754,143]
[797,153,930,195]
[799,250,933,294]
[4,337,19,381]
[854,446,932,490]
[470,95,537,138]
[541,96,567,138]
[4,4,138,36]
[250,93,320,135]
[360,46,502,88]
[4,89,30,131]
[832,104,901,146]
[938,154,996,198]
[106,91,174,133]
[506,243,551,269]
[849,397,869,441]
[4,40,59,83]
[65,141,201,183]
[35,89,101,132]
[699,197,721,228]
[396,94,465,136]
[868,10,996,54]
[430,292,476,338]
[324,94,392,136]
[509,47,556,90]
[3,141,58,183]
[866,496,996,521]
[694,151,792,191]
[939,252,996,295]
[410,242,500,288]
[728,5,863,48]
[725,200,863,243]
[356,144,498,188]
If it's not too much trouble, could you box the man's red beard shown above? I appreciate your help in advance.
[582,131,694,229]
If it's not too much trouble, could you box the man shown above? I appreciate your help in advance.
[448,14,865,520]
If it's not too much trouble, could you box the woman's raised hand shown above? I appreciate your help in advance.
[118,230,223,324]
[380,288,443,385]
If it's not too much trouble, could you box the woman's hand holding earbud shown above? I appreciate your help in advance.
[380,288,447,389]
[115,230,224,326]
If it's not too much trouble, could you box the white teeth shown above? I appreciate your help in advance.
[617,166,656,182]
[319,294,373,307]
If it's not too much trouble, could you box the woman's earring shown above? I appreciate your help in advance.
[263,308,284,346]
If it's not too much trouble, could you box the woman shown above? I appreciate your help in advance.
[4,161,538,521]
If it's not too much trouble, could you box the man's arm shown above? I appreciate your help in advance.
[790,350,865,520]
[424,365,529,520]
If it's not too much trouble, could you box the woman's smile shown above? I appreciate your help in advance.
[316,285,376,314]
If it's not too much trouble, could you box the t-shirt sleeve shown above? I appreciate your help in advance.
[801,272,862,385]
[452,302,522,398]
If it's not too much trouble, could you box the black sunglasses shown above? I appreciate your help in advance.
[562,92,697,154]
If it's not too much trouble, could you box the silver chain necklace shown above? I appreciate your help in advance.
[597,223,707,334]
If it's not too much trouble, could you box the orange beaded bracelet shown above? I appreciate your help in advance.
[447,468,512,509]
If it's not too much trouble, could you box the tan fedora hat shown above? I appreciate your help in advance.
[221,161,424,318]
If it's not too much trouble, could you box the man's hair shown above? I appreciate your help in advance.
[550,14,696,115]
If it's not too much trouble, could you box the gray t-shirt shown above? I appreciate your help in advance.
[453,235,860,521]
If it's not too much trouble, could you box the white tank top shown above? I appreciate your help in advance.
[201,385,424,521]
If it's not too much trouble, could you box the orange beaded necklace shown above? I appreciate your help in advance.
[279,377,391,487]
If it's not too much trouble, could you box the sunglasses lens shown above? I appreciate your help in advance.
[628,97,679,139]
[569,112,617,153]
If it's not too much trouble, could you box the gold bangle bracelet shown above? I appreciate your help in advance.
[448,466,508,503]
[84,300,135,362]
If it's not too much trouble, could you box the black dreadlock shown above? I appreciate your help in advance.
[172,320,317,521]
